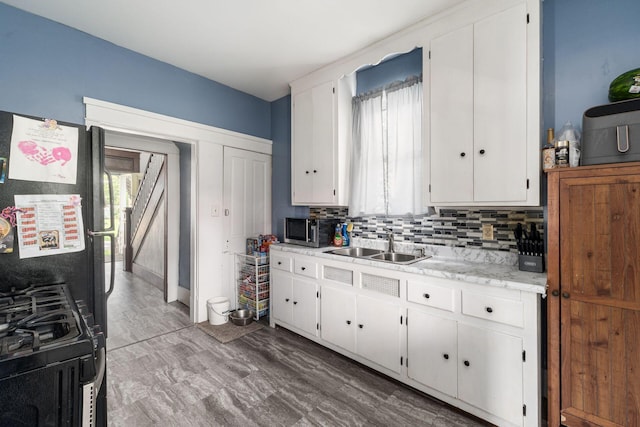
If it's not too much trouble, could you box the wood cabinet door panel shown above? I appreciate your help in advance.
[560,177,640,310]
[557,172,640,425]
[561,301,640,426]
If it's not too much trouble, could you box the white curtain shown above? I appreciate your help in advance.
[387,81,423,215]
[349,94,386,215]
[349,79,423,216]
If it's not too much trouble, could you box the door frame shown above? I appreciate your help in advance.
[84,97,272,322]
[104,135,174,300]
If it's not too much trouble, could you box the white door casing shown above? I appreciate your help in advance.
[84,97,272,323]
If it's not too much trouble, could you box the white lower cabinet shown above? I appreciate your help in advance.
[407,309,457,397]
[271,269,318,336]
[270,250,539,427]
[321,286,401,373]
[320,286,356,353]
[271,269,291,323]
[457,324,523,426]
[407,310,524,425]
[354,294,401,373]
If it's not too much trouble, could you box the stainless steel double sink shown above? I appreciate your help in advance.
[327,247,430,265]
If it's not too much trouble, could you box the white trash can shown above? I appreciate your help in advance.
[207,297,230,325]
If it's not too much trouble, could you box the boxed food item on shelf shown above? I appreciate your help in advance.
[246,234,279,255]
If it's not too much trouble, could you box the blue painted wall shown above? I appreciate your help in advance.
[270,95,308,240]
[544,0,640,133]
[356,48,422,95]
[0,3,270,138]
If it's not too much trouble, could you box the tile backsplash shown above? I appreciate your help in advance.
[310,207,544,253]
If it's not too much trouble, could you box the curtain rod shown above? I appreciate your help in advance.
[353,74,422,102]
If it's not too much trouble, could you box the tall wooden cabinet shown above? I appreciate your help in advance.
[547,163,640,426]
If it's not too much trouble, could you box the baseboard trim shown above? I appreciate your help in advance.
[132,263,164,292]
[177,286,190,307]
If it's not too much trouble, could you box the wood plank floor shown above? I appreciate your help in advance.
[106,266,488,426]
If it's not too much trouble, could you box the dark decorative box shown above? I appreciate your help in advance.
[518,254,545,273]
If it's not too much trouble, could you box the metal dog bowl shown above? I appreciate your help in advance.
[229,309,255,326]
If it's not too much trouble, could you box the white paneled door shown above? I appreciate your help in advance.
[223,147,272,308]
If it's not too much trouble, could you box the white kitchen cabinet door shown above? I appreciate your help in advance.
[429,24,474,204]
[292,80,336,205]
[356,294,401,373]
[271,269,293,324]
[428,3,534,206]
[291,276,319,336]
[320,286,356,353]
[473,3,527,203]
[407,309,457,397]
[457,323,523,426]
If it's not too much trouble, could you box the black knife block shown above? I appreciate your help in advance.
[518,254,545,273]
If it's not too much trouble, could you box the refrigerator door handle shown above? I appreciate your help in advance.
[88,169,116,299]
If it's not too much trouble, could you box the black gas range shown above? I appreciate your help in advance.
[0,284,105,427]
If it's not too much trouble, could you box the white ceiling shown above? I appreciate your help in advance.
[2,0,462,101]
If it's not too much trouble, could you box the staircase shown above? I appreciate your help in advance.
[124,153,166,290]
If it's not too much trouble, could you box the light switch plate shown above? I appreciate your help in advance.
[210,205,220,217]
[482,224,494,240]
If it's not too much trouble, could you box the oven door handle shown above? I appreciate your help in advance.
[88,168,116,299]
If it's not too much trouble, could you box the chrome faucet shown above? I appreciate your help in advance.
[387,232,395,253]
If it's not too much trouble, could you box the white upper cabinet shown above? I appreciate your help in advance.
[429,24,474,203]
[474,4,528,202]
[291,77,354,206]
[292,80,335,205]
[289,0,540,208]
[428,2,539,206]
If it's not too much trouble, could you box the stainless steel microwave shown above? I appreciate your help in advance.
[284,218,338,247]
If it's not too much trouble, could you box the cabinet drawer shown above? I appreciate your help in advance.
[407,279,456,312]
[294,258,318,279]
[271,253,292,272]
[462,291,523,328]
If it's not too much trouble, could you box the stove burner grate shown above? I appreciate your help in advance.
[0,284,81,358]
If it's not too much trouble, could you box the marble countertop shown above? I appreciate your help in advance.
[270,240,547,295]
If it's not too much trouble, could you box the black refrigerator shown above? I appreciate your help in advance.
[0,110,111,426]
